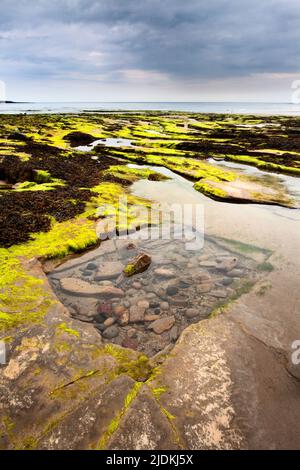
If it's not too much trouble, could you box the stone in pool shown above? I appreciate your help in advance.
[154,268,176,279]
[185,308,199,319]
[60,278,124,297]
[215,257,238,273]
[148,316,175,334]
[129,301,149,323]
[86,262,97,270]
[166,286,178,296]
[124,253,151,277]
[95,261,124,280]
[102,325,119,339]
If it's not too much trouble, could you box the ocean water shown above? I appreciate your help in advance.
[0,101,300,115]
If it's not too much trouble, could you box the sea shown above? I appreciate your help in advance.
[0,101,300,116]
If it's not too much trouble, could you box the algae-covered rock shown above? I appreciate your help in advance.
[124,253,151,277]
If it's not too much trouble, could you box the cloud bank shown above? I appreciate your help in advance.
[0,0,299,101]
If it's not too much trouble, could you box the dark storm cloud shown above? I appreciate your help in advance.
[0,0,299,82]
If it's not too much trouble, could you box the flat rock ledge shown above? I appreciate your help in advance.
[1,256,300,450]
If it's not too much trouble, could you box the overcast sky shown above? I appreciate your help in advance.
[0,0,299,102]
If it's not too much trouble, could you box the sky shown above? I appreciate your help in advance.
[0,0,299,102]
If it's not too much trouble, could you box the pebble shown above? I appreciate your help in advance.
[132,281,142,289]
[160,302,169,311]
[137,300,150,310]
[154,268,176,279]
[146,292,157,300]
[156,288,166,298]
[199,260,217,268]
[228,269,245,278]
[144,314,160,322]
[149,301,160,309]
[99,280,113,286]
[82,271,93,277]
[166,286,178,296]
[122,337,138,350]
[113,305,126,316]
[102,325,119,339]
[209,290,228,299]
[148,316,175,334]
[118,310,129,326]
[197,283,212,294]
[215,257,238,273]
[169,325,179,342]
[129,304,147,323]
[127,288,137,296]
[95,323,106,332]
[170,298,188,307]
[127,328,137,338]
[185,308,199,319]
[123,300,130,308]
[97,301,113,317]
[104,317,116,327]
[222,277,234,286]
[86,262,97,270]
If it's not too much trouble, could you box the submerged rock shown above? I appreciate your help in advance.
[60,278,124,297]
[103,317,116,327]
[185,308,199,319]
[209,289,228,298]
[118,310,129,326]
[129,303,147,323]
[102,325,119,339]
[95,261,124,280]
[97,301,113,316]
[122,337,138,350]
[148,316,175,334]
[124,253,152,277]
[154,268,176,279]
[216,257,238,273]
[166,286,179,296]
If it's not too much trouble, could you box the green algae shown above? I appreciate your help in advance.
[103,165,168,184]
[57,322,80,338]
[103,344,152,382]
[257,261,274,272]
[194,180,229,199]
[97,381,142,450]
[0,250,54,333]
